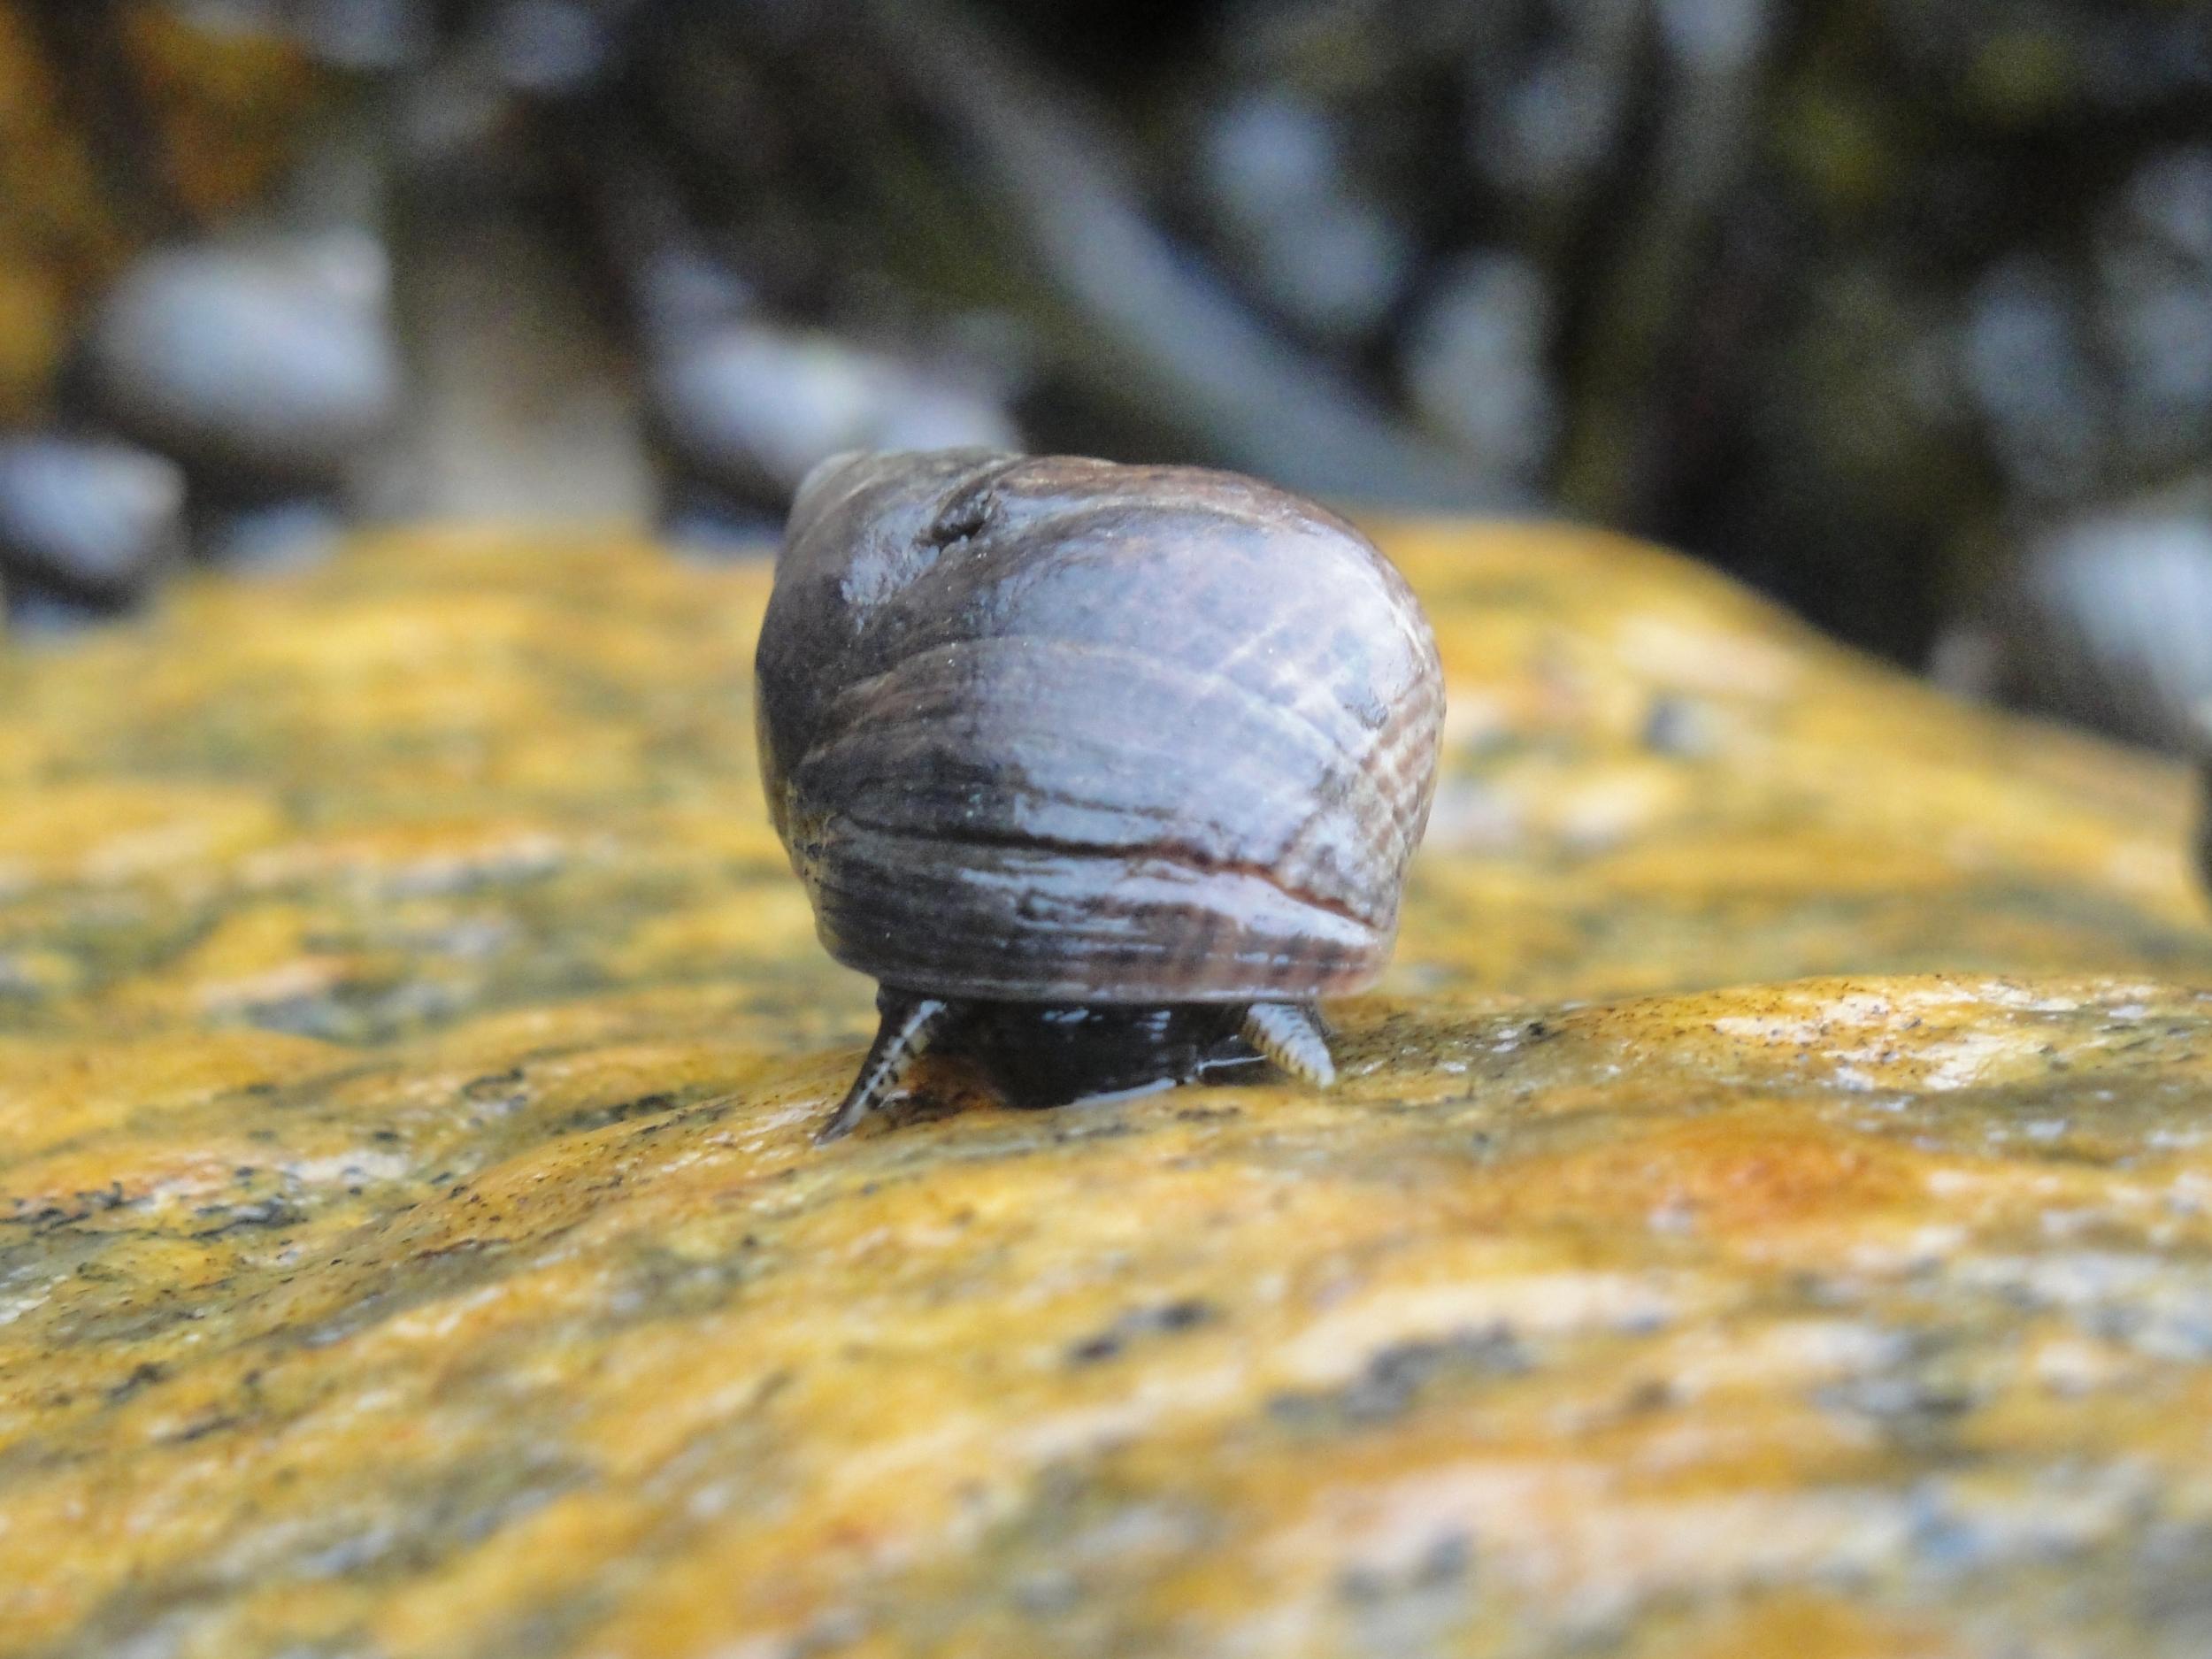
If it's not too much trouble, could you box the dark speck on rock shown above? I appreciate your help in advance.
[1066,1298,1219,1364]
[1271,1325,1529,1425]
[106,1361,166,1402]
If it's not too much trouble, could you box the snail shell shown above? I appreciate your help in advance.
[755,449,1444,1135]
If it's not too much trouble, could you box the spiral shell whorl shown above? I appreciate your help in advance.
[756,449,1443,1002]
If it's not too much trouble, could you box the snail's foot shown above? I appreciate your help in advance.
[818,989,956,1143]
[1240,1001,1336,1088]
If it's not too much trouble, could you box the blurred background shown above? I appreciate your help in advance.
[0,0,2208,750]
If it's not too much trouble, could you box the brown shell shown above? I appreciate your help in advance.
[754,449,1445,1003]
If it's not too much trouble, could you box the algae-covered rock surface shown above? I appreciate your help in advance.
[4,524,2212,1658]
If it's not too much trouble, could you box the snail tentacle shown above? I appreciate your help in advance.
[1240,1002,1337,1088]
[818,991,956,1144]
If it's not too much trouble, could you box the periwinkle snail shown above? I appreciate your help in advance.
[756,449,1445,1142]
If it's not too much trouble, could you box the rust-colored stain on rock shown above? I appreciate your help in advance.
[2,523,2210,1657]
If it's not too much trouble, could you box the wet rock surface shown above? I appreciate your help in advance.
[2,522,2211,1655]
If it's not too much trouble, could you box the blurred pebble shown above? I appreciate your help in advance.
[2,587,126,637]
[634,247,758,347]
[1962,256,2108,504]
[160,0,286,36]
[1655,0,1768,74]
[2097,147,2212,477]
[1993,493,2212,752]
[1401,250,1558,488]
[1194,91,1414,343]
[82,232,403,496]
[202,497,349,571]
[1466,0,1641,207]
[0,434,184,619]
[647,324,1018,515]
[287,0,435,73]
[478,0,625,96]
[2121,145,2212,266]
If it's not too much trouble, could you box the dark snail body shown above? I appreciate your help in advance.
[757,449,1444,1141]
[873,990,1260,1107]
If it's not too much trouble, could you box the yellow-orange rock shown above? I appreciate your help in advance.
[1,522,2209,1658]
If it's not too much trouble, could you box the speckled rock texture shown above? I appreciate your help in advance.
[3,522,2211,1658]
